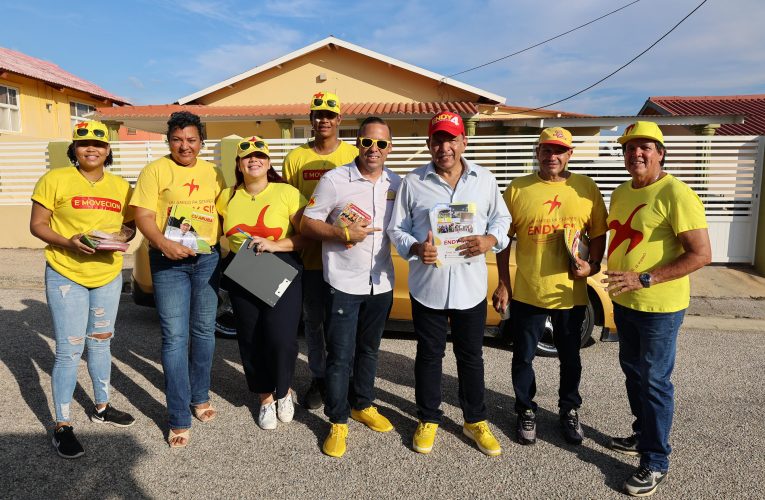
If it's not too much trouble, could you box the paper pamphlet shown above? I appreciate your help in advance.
[79,225,134,252]
[563,227,590,267]
[164,205,212,254]
[334,202,371,248]
[430,202,480,267]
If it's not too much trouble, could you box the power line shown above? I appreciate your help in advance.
[522,0,708,113]
[445,1,641,79]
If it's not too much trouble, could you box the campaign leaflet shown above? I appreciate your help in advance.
[164,204,213,254]
[430,202,480,267]
[334,202,371,249]
[563,227,590,268]
[78,225,135,252]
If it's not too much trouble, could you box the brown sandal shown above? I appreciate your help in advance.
[167,428,190,448]
[193,404,217,423]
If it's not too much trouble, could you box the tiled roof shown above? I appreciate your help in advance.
[0,46,130,105]
[642,95,765,135]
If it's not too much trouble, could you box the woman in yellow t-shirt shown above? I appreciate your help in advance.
[216,136,306,430]
[30,121,135,459]
[130,111,226,448]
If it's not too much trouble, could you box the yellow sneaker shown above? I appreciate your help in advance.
[322,423,349,458]
[463,421,502,457]
[351,406,394,432]
[412,421,439,454]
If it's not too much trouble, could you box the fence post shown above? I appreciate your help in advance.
[47,140,71,169]
[219,135,242,188]
[753,136,765,276]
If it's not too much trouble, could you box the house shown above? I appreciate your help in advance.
[638,94,765,136]
[95,36,590,139]
[0,46,130,141]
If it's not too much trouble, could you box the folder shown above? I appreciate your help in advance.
[223,244,298,307]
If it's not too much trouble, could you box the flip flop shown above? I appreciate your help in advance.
[193,404,217,423]
[167,428,190,448]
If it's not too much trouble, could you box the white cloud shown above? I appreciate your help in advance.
[128,76,145,89]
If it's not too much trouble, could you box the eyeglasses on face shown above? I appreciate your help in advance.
[313,98,338,109]
[239,141,266,151]
[358,137,390,149]
[76,128,106,138]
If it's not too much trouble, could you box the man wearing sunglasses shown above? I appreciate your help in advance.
[301,117,401,457]
[388,111,511,457]
[283,92,359,410]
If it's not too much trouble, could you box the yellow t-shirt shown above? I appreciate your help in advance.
[504,172,607,309]
[130,156,226,245]
[216,183,306,253]
[31,167,133,288]
[282,141,358,270]
[607,174,707,313]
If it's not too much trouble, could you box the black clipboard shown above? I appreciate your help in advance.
[223,243,298,307]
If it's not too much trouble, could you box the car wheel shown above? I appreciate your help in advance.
[215,288,237,338]
[535,301,595,357]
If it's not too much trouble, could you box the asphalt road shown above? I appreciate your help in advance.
[1,281,764,499]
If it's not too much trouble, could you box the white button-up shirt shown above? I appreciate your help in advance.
[387,158,510,310]
[304,161,402,295]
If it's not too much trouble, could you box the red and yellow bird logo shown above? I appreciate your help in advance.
[607,204,646,258]
[313,91,324,99]
[307,196,316,207]
[227,205,282,241]
[543,195,562,215]
[183,179,200,196]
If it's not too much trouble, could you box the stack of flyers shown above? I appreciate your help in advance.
[79,226,134,252]
[334,203,371,248]
[164,205,213,254]
[563,227,590,267]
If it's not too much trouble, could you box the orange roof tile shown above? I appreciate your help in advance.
[642,94,765,135]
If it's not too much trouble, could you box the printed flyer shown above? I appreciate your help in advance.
[430,202,480,267]
[164,204,213,253]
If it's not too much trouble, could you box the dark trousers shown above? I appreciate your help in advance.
[412,296,487,424]
[324,287,392,424]
[224,252,301,399]
[511,299,585,413]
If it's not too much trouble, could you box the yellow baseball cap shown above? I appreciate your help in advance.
[618,121,664,145]
[538,127,573,149]
[72,121,110,143]
[237,136,270,158]
[309,91,341,114]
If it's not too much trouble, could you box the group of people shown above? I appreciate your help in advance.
[32,90,711,497]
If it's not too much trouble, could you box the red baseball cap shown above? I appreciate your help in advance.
[428,111,465,137]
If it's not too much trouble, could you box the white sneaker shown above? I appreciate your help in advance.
[258,401,277,430]
[277,391,295,423]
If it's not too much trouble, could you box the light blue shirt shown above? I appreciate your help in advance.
[387,158,511,310]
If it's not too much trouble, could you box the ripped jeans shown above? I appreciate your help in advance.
[45,265,123,423]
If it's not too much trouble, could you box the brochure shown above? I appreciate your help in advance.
[164,204,213,254]
[79,225,134,252]
[563,227,590,268]
[430,202,480,267]
[334,202,371,248]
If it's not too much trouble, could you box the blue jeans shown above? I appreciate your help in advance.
[302,270,328,379]
[614,303,685,473]
[324,287,392,423]
[45,266,122,423]
[149,248,220,429]
[511,300,585,413]
[412,296,488,424]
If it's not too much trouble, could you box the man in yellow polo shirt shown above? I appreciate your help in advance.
[604,121,711,497]
[282,92,358,409]
[493,127,607,447]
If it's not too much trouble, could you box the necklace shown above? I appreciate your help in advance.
[78,168,104,187]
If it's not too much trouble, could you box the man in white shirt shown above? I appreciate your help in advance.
[302,117,401,458]
[388,111,510,457]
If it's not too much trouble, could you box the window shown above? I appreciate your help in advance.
[127,128,137,135]
[70,101,96,127]
[0,85,21,132]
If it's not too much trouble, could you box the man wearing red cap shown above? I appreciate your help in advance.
[493,127,607,448]
[388,111,510,457]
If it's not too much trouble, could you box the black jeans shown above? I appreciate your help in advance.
[223,252,302,399]
[412,296,487,424]
[510,299,585,413]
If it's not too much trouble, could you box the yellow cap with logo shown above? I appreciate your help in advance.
[309,91,341,114]
[538,127,573,149]
[618,121,664,145]
[237,136,270,158]
[72,121,110,143]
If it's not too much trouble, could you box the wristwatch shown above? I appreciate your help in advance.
[639,272,652,288]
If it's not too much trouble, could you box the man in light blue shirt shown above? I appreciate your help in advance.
[387,111,510,457]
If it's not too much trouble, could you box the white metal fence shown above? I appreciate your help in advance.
[0,135,761,262]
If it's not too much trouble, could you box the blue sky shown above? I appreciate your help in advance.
[4,0,764,115]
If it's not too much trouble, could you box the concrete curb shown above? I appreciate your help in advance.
[683,315,765,332]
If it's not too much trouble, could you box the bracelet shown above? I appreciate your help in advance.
[343,226,350,242]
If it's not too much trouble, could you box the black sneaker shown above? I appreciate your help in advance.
[610,433,640,456]
[624,465,666,497]
[90,404,136,427]
[516,409,536,445]
[303,378,325,410]
[52,426,85,459]
[559,409,584,445]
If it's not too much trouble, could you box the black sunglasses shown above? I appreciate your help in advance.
[359,137,390,149]
[312,98,338,109]
[239,141,266,151]
[75,128,106,138]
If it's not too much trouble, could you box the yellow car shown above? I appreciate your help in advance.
[132,238,616,356]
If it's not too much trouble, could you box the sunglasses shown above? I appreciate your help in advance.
[75,128,106,138]
[359,137,390,149]
[312,98,338,109]
[239,141,266,151]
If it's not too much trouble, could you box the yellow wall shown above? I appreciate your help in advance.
[0,73,115,142]
[197,46,479,106]
[205,121,282,141]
